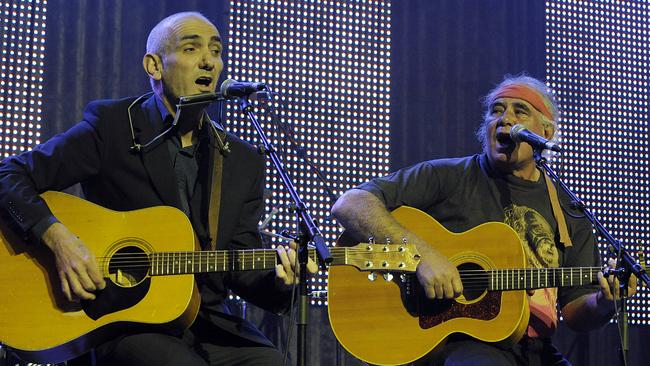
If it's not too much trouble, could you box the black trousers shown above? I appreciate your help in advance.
[414,336,570,366]
[86,317,284,366]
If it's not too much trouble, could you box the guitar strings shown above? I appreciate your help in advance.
[96,254,602,290]
[95,250,602,285]
[94,249,423,263]
[96,250,602,279]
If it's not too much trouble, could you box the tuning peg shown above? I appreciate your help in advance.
[309,290,328,299]
[385,237,392,244]
[638,250,647,272]
[368,236,375,244]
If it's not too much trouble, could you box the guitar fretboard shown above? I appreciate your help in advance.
[149,249,322,275]
[483,267,601,290]
[146,244,418,276]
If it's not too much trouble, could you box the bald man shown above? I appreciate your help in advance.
[0,12,314,366]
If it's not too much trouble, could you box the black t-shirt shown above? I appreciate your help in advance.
[356,153,601,309]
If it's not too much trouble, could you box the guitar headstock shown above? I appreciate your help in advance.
[345,239,420,272]
[639,250,648,287]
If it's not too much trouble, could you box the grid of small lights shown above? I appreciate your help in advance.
[224,0,391,306]
[546,0,650,325]
[0,0,45,157]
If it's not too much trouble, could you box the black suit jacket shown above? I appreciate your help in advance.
[0,94,291,346]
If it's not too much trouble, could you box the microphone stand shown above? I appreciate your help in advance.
[262,99,339,204]
[235,96,332,366]
[533,150,649,366]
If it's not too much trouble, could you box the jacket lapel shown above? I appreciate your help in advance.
[133,95,182,208]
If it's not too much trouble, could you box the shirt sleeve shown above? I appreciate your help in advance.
[0,103,104,240]
[355,161,447,211]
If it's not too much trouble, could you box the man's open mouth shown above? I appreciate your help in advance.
[195,76,213,87]
[496,132,513,144]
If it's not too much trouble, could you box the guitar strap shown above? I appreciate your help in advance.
[208,135,224,251]
[543,173,572,247]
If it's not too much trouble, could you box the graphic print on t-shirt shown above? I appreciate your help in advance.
[504,204,559,268]
[503,204,559,337]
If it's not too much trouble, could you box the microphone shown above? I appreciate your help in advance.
[510,124,561,152]
[220,78,267,99]
[177,92,223,105]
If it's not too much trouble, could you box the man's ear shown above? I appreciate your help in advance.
[143,53,163,81]
[544,121,555,140]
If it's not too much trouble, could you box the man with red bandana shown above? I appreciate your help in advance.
[332,75,637,365]
[0,12,316,366]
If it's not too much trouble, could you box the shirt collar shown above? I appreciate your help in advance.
[154,94,174,126]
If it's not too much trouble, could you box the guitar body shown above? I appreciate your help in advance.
[0,191,200,363]
[328,206,529,366]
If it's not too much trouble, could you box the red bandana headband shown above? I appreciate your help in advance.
[493,84,553,120]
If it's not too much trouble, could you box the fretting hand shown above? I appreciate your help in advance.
[275,241,318,290]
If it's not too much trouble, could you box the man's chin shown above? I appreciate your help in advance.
[488,149,521,169]
[490,149,513,162]
[196,86,216,94]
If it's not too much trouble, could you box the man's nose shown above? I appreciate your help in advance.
[199,51,215,71]
[499,109,516,126]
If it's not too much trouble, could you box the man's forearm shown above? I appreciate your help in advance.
[561,291,616,332]
[333,189,402,242]
[332,189,425,246]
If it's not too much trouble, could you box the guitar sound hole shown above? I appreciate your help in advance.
[458,262,487,301]
[108,245,150,287]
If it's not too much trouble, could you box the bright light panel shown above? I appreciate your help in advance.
[225,0,392,306]
[0,0,45,157]
[546,0,650,325]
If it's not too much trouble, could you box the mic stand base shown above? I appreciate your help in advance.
[618,289,629,365]
[297,235,309,366]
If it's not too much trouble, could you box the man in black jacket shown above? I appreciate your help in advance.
[0,11,315,366]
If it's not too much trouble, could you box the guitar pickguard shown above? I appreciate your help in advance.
[83,242,153,320]
[400,270,502,329]
[417,291,501,329]
[82,278,151,320]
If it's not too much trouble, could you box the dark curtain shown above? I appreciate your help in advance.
[391,0,546,169]
[43,0,230,138]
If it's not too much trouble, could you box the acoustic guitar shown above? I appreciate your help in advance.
[0,191,420,363]
[328,206,601,366]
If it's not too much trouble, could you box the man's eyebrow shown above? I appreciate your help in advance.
[512,101,532,112]
[179,34,222,43]
[490,100,532,112]
[180,34,200,42]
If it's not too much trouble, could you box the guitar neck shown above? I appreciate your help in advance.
[147,241,420,276]
[148,248,346,275]
[483,267,601,291]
